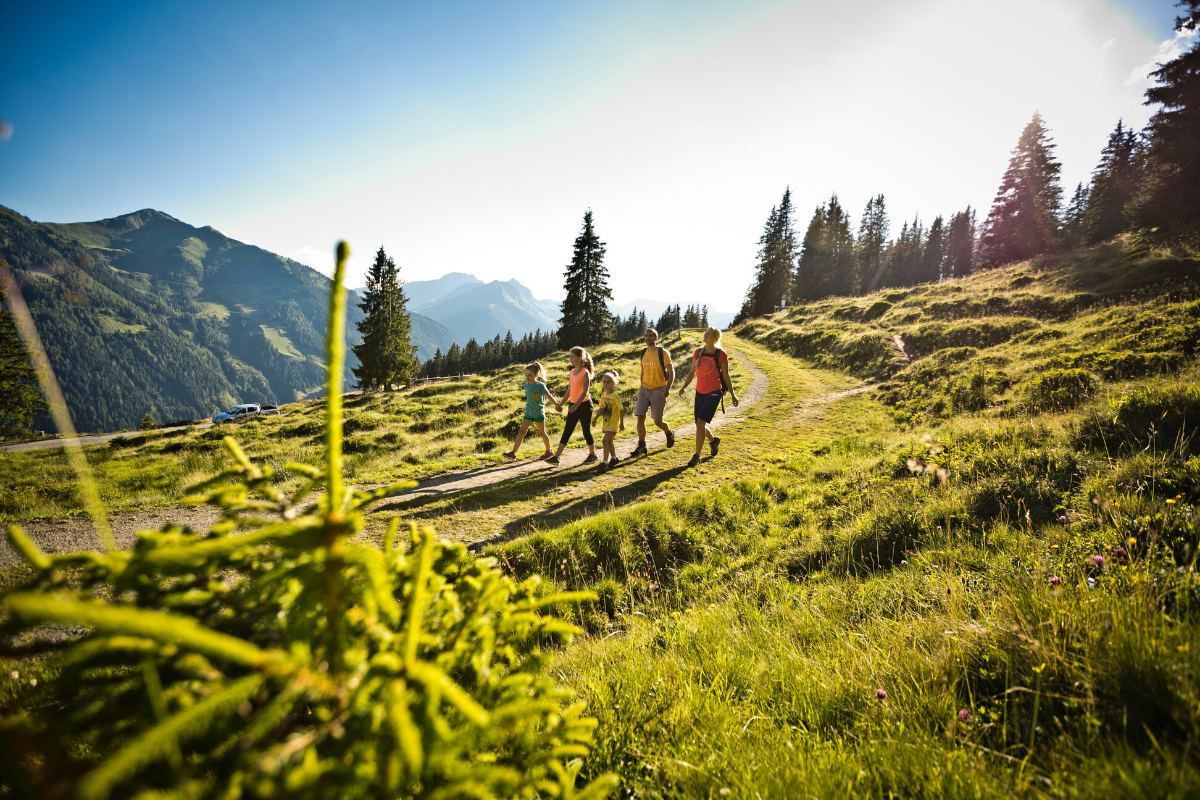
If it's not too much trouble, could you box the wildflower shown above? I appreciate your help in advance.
[9,671,17,680]
[1092,555,1106,567]
[1048,575,1062,585]
[900,560,908,566]
[1058,516,1067,523]
[958,709,971,720]
[937,525,943,532]
[29,679,36,687]
[1166,499,1176,505]
[1087,577,1097,588]
[875,688,887,700]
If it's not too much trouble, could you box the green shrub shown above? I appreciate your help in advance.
[1025,368,1096,411]
[476,437,500,453]
[1078,384,1200,453]
[1048,349,1185,380]
[0,243,614,800]
[861,300,891,322]
[410,382,473,399]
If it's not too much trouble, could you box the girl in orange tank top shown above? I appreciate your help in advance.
[545,346,598,465]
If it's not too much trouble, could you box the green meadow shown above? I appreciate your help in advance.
[4,239,1200,797]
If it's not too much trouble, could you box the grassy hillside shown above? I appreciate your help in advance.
[468,241,1200,796]
[4,240,1200,797]
[0,330,741,522]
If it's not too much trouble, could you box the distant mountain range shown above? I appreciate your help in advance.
[393,273,561,346]
[1,205,369,432]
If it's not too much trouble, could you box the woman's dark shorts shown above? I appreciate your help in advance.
[694,390,722,423]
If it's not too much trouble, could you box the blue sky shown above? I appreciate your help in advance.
[0,1,1190,307]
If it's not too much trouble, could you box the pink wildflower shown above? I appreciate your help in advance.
[875,688,887,700]
[958,709,971,720]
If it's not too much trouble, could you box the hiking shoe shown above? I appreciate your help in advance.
[630,441,648,457]
[687,454,701,468]
[665,429,675,448]
[709,437,721,458]
[609,457,620,467]
[596,462,609,474]
[503,451,517,460]
[583,453,599,464]
[537,451,553,460]
[545,455,560,465]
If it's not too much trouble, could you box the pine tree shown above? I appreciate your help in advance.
[557,211,613,348]
[1061,183,1090,250]
[857,194,890,293]
[700,305,709,327]
[139,412,155,430]
[918,215,945,284]
[944,207,977,279]
[795,194,855,301]
[1131,3,1200,241]
[978,113,1063,267]
[743,189,798,317]
[462,338,480,373]
[503,330,515,364]
[882,216,924,288]
[444,342,462,376]
[427,347,444,378]
[351,247,418,390]
[0,282,48,435]
[1082,119,1141,244]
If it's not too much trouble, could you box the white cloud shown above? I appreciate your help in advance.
[1100,38,1116,52]
[1125,28,1198,86]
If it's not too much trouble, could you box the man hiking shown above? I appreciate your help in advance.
[630,327,676,457]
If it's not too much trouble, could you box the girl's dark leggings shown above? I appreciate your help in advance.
[559,399,594,446]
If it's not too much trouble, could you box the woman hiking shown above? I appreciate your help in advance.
[677,327,739,468]
[546,346,599,466]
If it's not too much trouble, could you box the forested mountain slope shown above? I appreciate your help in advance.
[0,205,365,432]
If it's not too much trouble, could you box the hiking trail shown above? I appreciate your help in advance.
[2,347,874,565]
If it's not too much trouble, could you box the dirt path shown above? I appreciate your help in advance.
[390,345,769,505]
[1,349,872,566]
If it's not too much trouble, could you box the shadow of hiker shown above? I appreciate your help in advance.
[468,463,692,551]
[375,458,603,517]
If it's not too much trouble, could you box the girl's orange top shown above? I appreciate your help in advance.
[568,368,592,404]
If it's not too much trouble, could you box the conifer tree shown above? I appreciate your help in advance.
[918,215,946,284]
[978,113,1063,267]
[742,189,797,316]
[700,305,709,327]
[882,216,924,288]
[1061,183,1090,249]
[503,330,515,364]
[351,246,418,390]
[0,283,47,435]
[444,342,462,376]
[557,211,613,348]
[857,194,890,293]
[944,207,977,279]
[1130,2,1200,241]
[794,194,855,301]
[1082,119,1141,244]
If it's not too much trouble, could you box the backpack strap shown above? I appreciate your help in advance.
[657,346,667,380]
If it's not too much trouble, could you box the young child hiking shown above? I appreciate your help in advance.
[592,370,625,473]
[546,346,598,466]
[503,361,560,460]
[678,326,739,468]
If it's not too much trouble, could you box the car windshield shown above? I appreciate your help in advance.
[224,407,242,415]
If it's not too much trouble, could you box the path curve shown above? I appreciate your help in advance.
[2,350,870,566]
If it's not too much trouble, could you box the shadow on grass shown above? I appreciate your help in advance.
[378,457,691,542]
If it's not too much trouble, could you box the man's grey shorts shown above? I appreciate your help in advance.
[635,385,667,423]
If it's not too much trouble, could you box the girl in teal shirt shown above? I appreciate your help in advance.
[504,361,561,460]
